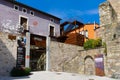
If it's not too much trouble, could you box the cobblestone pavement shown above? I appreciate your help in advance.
[0,71,117,80]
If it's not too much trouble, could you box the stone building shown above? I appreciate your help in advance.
[99,0,120,77]
[0,0,61,76]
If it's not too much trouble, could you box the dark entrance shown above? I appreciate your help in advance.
[30,34,46,71]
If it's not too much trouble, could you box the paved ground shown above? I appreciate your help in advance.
[0,71,117,80]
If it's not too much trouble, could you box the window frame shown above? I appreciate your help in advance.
[22,8,27,13]
[85,30,88,38]
[19,15,29,30]
[14,5,19,11]
[50,18,54,22]
[30,10,34,16]
[48,24,55,37]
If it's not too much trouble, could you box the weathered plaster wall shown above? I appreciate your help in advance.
[50,41,105,76]
[0,32,17,76]
[0,0,60,37]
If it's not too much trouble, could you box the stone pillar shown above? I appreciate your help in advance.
[25,32,30,68]
[46,36,50,71]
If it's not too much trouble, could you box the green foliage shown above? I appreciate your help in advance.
[102,42,106,48]
[95,38,102,47]
[102,42,107,54]
[84,38,102,50]
[84,39,95,49]
[24,67,31,75]
[10,67,31,77]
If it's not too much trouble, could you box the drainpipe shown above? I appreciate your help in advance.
[25,32,30,68]
[46,36,50,71]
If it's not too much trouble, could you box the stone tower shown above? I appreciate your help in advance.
[99,0,120,77]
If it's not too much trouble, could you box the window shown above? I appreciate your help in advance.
[49,26,55,36]
[79,31,84,35]
[80,31,82,34]
[85,30,88,37]
[14,5,19,10]
[19,16,28,33]
[22,8,27,13]
[81,30,84,35]
[30,10,34,16]
[50,18,54,22]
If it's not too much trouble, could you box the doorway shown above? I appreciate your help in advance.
[95,54,105,76]
[30,49,46,71]
[84,56,95,75]
[30,34,46,71]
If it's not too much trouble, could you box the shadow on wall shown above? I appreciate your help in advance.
[0,32,16,76]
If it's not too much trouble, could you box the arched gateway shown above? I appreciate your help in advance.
[84,55,95,75]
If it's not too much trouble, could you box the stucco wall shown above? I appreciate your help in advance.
[0,0,60,37]
[0,32,17,76]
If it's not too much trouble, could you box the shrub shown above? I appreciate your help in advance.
[95,38,102,47]
[10,67,31,77]
[24,67,31,75]
[84,38,102,50]
[84,39,95,50]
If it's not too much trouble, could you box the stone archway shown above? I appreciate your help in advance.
[84,55,95,75]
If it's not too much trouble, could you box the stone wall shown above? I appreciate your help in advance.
[50,41,105,76]
[0,32,17,76]
[108,0,120,22]
[64,48,105,75]
[49,41,83,72]
[99,1,120,77]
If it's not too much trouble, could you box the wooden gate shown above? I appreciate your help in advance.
[95,54,105,76]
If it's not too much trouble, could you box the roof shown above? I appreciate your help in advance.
[72,20,84,25]
[5,0,61,20]
[85,23,99,25]
[60,20,84,27]
[60,21,70,27]
[60,20,84,33]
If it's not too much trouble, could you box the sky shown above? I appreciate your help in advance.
[16,0,106,24]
